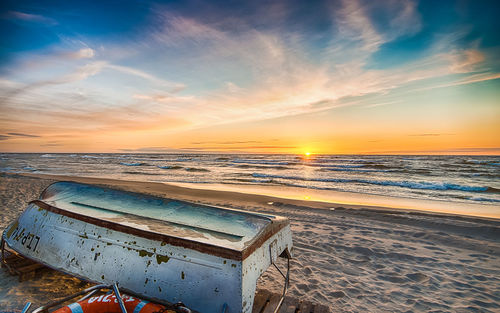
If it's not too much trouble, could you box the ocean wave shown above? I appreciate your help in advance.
[301,158,371,164]
[306,163,365,168]
[273,181,500,204]
[185,167,210,172]
[157,165,183,170]
[251,173,496,193]
[120,162,148,166]
[397,168,433,175]
[462,159,500,166]
[232,159,291,166]
[40,154,57,158]
[82,155,109,159]
[318,167,389,173]
[485,187,500,193]
[468,197,500,203]
[122,171,162,176]
[253,179,273,183]
[235,164,289,170]
[471,173,500,179]
[305,162,395,171]
[364,164,392,170]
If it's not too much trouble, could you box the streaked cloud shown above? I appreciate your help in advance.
[378,147,500,154]
[4,11,57,26]
[180,145,298,151]
[0,132,41,140]
[60,48,95,60]
[7,132,41,138]
[190,141,261,145]
[119,147,200,153]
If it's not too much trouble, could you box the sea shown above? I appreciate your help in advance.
[1,153,499,207]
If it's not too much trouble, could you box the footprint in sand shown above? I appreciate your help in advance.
[406,272,429,283]
[377,274,407,284]
[392,243,405,249]
[424,245,445,252]
[469,253,490,259]
[328,291,346,298]
[472,274,488,281]
[412,232,426,238]
[302,266,313,275]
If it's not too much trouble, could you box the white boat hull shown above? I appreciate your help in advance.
[2,182,293,313]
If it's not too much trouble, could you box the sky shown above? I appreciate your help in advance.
[0,0,499,154]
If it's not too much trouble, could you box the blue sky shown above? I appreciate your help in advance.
[0,0,499,153]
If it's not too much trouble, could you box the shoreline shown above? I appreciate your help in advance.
[15,172,500,220]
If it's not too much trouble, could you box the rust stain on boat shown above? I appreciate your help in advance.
[138,249,153,257]
[5,220,18,239]
[156,254,170,264]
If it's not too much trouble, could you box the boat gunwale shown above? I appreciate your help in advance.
[29,199,288,261]
[40,181,281,222]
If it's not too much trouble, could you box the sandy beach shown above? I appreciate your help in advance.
[1,172,499,312]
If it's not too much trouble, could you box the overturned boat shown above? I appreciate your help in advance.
[2,181,293,313]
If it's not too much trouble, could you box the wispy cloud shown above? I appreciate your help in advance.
[5,11,58,26]
[60,48,95,60]
[190,140,261,145]
[180,145,297,151]
[0,132,41,140]
[377,147,500,154]
[336,0,385,53]
[119,147,189,153]
[7,132,41,138]
[106,64,184,91]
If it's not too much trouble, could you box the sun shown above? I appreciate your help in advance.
[305,152,311,156]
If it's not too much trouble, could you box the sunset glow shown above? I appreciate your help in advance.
[0,1,499,154]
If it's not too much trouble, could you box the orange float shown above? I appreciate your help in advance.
[53,293,174,313]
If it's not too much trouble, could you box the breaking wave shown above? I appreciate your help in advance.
[122,171,162,175]
[157,165,183,170]
[251,173,496,193]
[185,167,210,172]
[120,162,148,166]
[232,159,292,166]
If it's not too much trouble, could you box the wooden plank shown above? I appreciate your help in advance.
[17,262,45,273]
[253,289,272,313]
[262,292,282,313]
[2,246,46,281]
[10,258,34,267]
[251,290,330,313]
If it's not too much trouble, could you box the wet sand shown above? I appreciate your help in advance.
[1,173,499,312]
